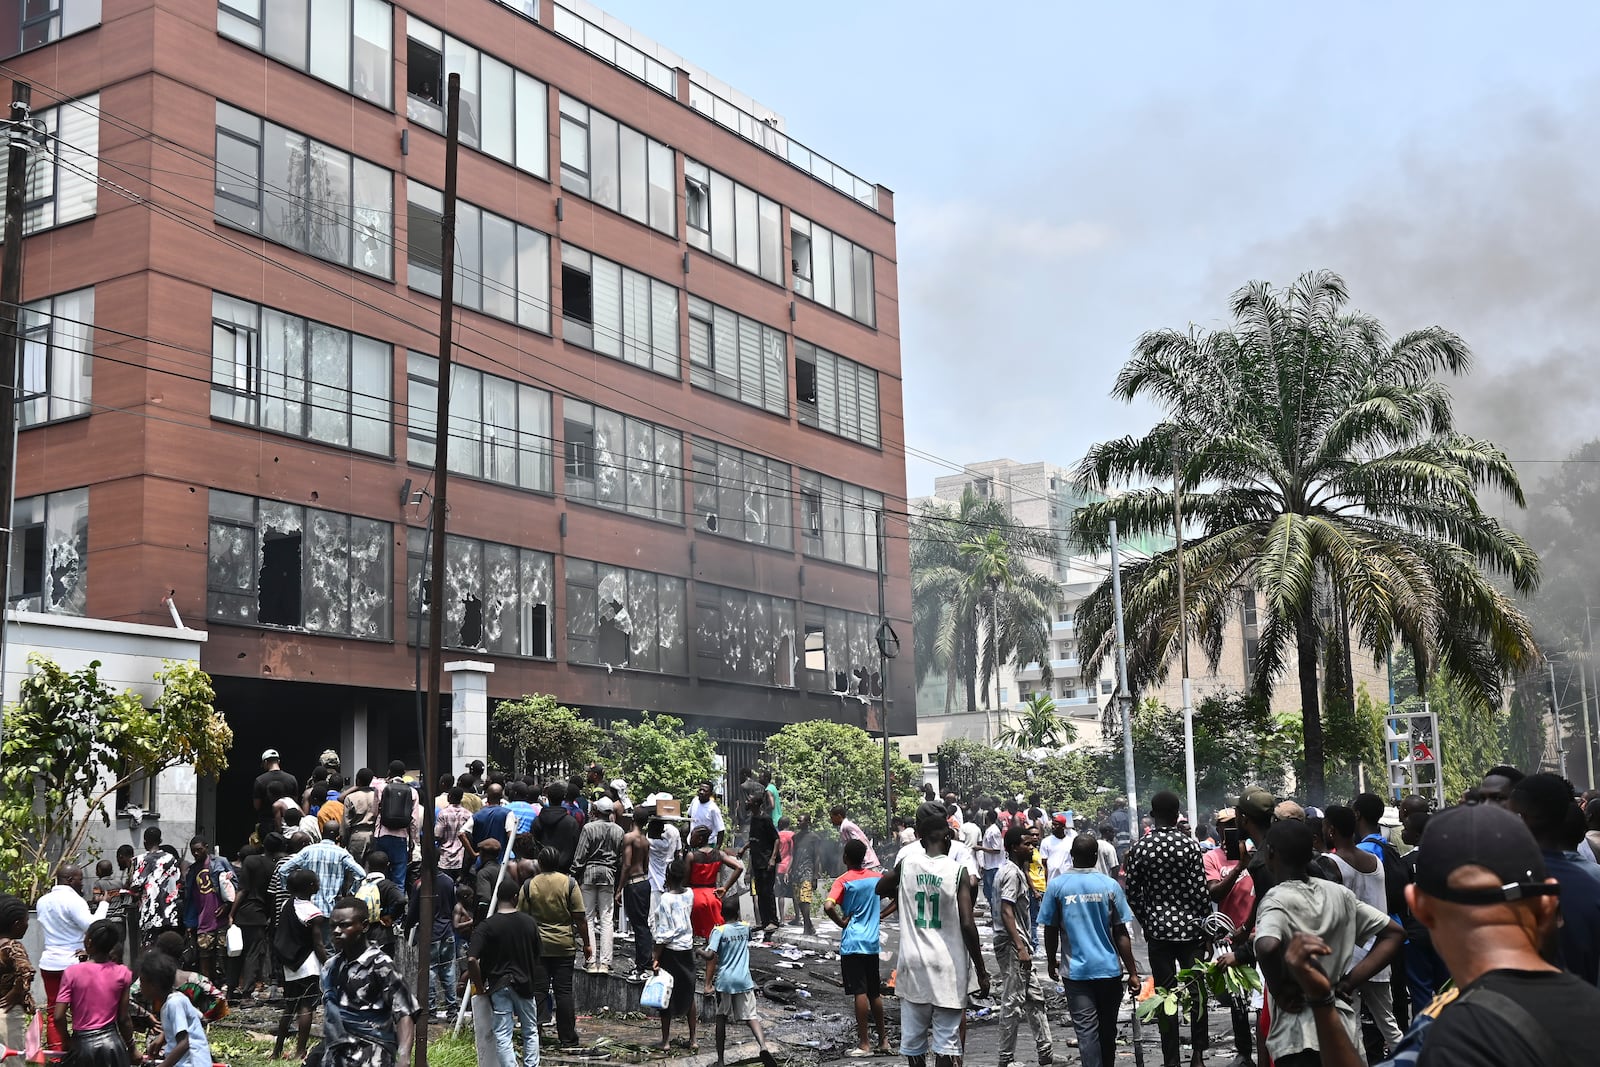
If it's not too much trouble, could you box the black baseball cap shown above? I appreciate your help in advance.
[914,800,948,835]
[1414,803,1559,905]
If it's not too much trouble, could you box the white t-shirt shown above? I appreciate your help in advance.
[1095,838,1120,879]
[689,798,725,841]
[980,824,1006,871]
[1038,832,1073,880]
[960,821,982,851]
[647,824,681,892]
[895,847,970,1008]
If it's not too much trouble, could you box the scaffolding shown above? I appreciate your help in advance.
[1386,703,1445,809]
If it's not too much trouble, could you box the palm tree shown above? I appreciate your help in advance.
[996,693,1078,751]
[1071,270,1540,803]
[912,489,1059,731]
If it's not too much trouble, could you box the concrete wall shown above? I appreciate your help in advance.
[4,609,208,864]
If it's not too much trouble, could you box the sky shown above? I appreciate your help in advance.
[597,1,1600,503]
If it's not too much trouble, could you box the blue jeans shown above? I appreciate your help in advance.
[428,937,457,1014]
[981,867,997,911]
[488,987,540,1067]
[371,835,409,889]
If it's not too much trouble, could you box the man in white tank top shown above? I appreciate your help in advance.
[877,802,989,1066]
[1323,804,1404,1053]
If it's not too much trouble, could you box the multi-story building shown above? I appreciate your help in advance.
[5,0,910,848]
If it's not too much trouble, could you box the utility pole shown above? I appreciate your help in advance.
[876,509,895,830]
[1581,656,1593,790]
[1171,457,1198,829]
[0,81,33,710]
[415,72,460,1067]
[1108,520,1137,819]
[1548,659,1566,779]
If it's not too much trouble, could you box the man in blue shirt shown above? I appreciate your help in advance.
[824,839,889,1056]
[1511,772,1600,985]
[1040,835,1141,1067]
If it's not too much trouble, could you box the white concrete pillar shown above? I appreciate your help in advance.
[345,700,370,775]
[445,660,494,779]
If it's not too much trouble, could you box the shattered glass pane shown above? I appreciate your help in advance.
[308,324,351,447]
[446,535,483,649]
[656,430,682,523]
[304,510,350,634]
[628,571,658,673]
[347,517,390,639]
[748,595,775,684]
[482,542,518,654]
[625,420,654,516]
[208,521,255,595]
[657,576,687,674]
[519,550,553,657]
[772,599,797,686]
[719,586,744,678]
[593,408,625,508]
[825,611,850,691]
[717,450,742,540]
[44,488,88,616]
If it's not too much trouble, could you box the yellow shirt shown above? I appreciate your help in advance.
[1028,850,1047,894]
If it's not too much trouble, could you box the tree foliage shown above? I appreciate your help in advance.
[1027,750,1104,817]
[936,737,1027,803]
[762,720,920,835]
[606,711,718,802]
[1129,692,1295,811]
[0,656,230,901]
[912,491,1059,713]
[996,694,1077,752]
[492,694,605,779]
[1073,270,1539,802]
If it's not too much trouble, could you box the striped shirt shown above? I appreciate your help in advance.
[281,841,366,915]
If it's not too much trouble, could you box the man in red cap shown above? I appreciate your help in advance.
[1038,815,1073,882]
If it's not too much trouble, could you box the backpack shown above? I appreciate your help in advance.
[355,877,397,927]
[379,778,413,830]
[1364,833,1411,918]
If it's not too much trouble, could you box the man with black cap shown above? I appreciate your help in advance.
[1279,802,1600,1066]
[1509,772,1600,985]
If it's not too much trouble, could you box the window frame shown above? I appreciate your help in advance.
[790,214,876,328]
[405,351,553,493]
[558,93,675,236]
[794,340,881,449]
[690,437,793,551]
[217,0,392,109]
[560,400,683,525]
[18,287,94,428]
[405,528,554,659]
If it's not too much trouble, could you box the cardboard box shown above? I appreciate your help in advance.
[655,798,682,819]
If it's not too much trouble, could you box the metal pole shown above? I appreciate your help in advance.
[1548,659,1566,778]
[415,72,461,1067]
[877,509,892,830]
[0,82,33,717]
[1108,520,1137,819]
[1582,649,1594,791]
[1171,457,1198,829]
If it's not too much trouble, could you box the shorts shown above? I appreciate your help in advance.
[899,1000,963,1058]
[282,975,320,1014]
[794,880,814,905]
[195,931,224,951]
[840,953,881,998]
[716,990,756,1022]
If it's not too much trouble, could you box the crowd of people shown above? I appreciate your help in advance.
[9,748,1600,1067]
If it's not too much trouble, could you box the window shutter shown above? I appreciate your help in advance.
[592,258,622,357]
[55,95,101,227]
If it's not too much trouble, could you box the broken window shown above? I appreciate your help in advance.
[561,244,679,377]
[794,341,879,448]
[690,437,792,550]
[803,621,826,674]
[406,529,553,658]
[211,293,391,454]
[694,583,797,688]
[562,401,682,524]
[564,558,686,675]
[797,470,881,571]
[207,490,391,638]
[8,487,87,616]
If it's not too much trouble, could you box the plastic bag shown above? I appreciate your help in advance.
[639,968,674,1011]
[24,1010,41,1064]
[226,923,244,957]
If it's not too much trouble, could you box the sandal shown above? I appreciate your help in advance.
[847,1048,875,1058]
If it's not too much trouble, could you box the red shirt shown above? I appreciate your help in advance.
[777,830,795,875]
[1202,847,1253,930]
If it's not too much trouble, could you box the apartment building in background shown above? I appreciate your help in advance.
[4,0,909,847]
